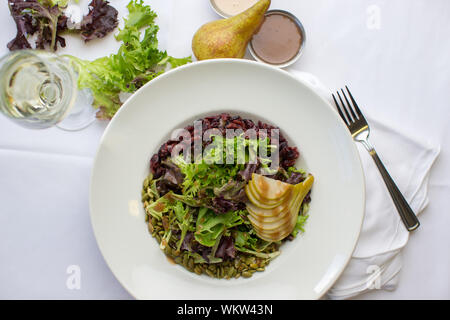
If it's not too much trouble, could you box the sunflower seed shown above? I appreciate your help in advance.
[205,269,215,277]
[188,258,194,270]
[242,271,252,278]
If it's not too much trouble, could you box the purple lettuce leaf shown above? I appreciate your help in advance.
[239,163,259,182]
[80,0,118,42]
[215,236,236,260]
[213,180,247,202]
[285,171,305,185]
[7,0,67,51]
[211,197,245,214]
[7,0,119,51]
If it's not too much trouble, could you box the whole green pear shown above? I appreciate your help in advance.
[192,0,271,60]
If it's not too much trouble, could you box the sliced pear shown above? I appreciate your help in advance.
[294,175,314,210]
[246,178,291,207]
[253,201,300,241]
[246,181,301,218]
[255,216,297,241]
[246,174,314,242]
[251,173,292,200]
[247,204,291,224]
[249,214,292,232]
[256,232,279,242]
[255,176,313,241]
[248,186,304,232]
[247,206,292,226]
[245,183,287,209]
[246,180,291,209]
[248,179,291,203]
[247,200,289,218]
[247,185,300,223]
[248,184,302,227]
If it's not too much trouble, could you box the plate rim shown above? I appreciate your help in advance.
[89,58,366,300]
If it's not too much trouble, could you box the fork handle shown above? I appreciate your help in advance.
[368,148,420,231]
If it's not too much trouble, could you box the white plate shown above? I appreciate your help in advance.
[90,59,365,300]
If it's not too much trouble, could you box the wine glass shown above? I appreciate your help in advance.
[0,49,96,131]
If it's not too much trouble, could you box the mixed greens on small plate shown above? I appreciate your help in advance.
[7,0,191,120]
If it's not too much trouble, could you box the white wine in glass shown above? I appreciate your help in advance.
[0,50,95,130]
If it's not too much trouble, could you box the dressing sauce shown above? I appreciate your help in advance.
[166,255,176,265]
[212,0,259,16]
[251,13,303,65]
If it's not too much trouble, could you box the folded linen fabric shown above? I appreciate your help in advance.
[290,70,440,299]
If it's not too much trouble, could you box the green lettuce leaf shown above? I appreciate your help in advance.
[291,204,310,237]
[115,0,156,41]
[39,0,70,7]
[194,208,244,247]
[68,0,191,119]
[173,135,273,199]
[235,247,280,260]
[234,230,257,249]
[173,201,193,251]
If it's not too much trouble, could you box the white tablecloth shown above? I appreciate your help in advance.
[0,0,449,299]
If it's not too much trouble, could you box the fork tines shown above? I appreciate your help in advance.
[332,86,365,126]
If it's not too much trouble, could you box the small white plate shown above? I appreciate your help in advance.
[90,59,365,300]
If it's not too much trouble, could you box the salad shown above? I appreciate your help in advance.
[141,113,314,279]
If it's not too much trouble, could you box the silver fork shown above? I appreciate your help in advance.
[332,86,420,231]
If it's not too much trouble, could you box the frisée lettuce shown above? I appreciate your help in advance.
[68,0,191,119]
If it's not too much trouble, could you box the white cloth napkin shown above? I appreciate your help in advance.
[290,70,440,299]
